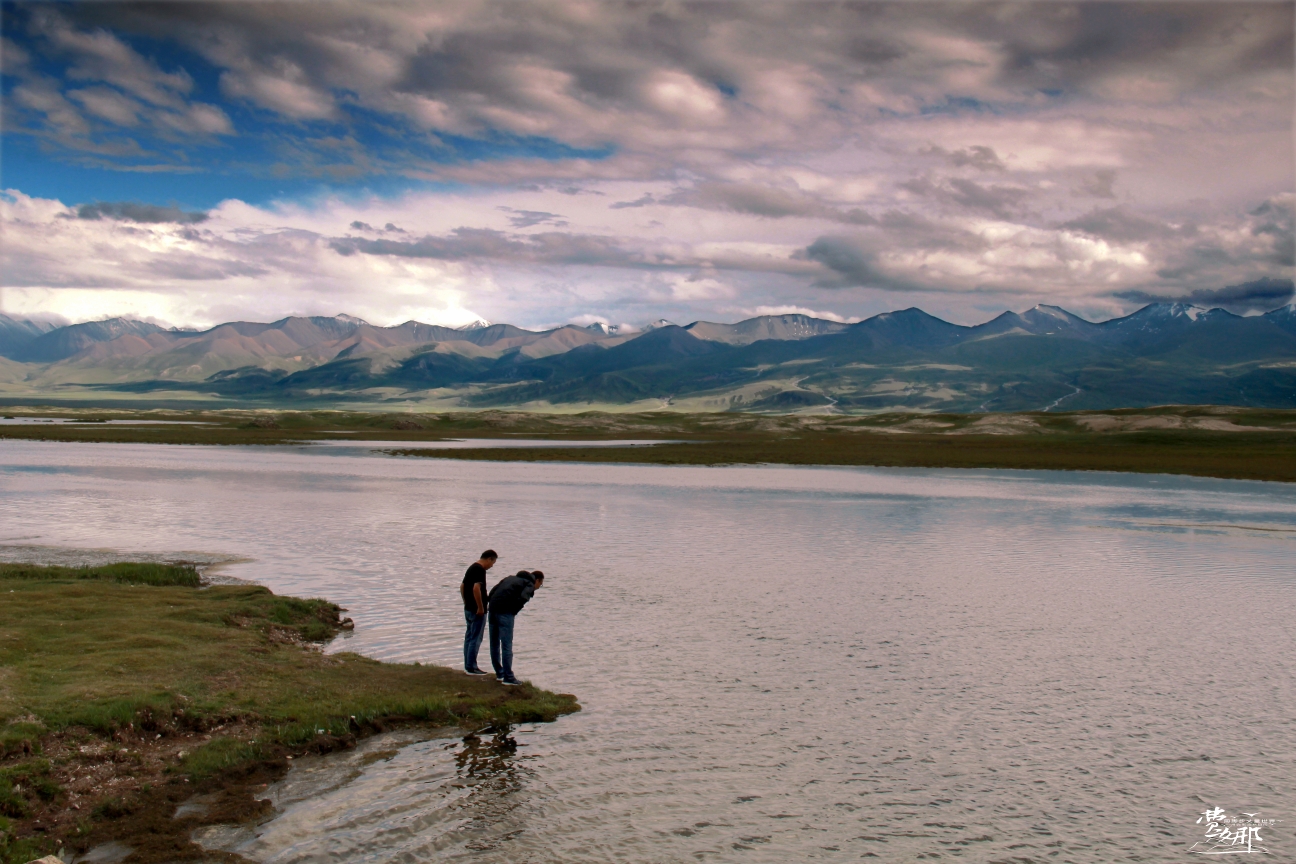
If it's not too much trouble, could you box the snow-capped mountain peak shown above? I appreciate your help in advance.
[455,318,492,331]
[1171,303,1205,321]
[644,318,677,330]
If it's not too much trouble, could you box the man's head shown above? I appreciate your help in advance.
[530,569,544,588]
[479,550,498,570]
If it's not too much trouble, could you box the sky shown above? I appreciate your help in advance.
[1,0,1293,331]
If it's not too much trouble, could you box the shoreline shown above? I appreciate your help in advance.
[0,563,579,864]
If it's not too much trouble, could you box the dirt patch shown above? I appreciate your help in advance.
[8,714,256,845]
[1075,414,1277,433]
[865,418,958,434]
[949,415,1043,436]
[1188,417,1277,432]
[1083,414,1182,432]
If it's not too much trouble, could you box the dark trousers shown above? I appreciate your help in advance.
[463,609,486,671]
[488,611,516,680]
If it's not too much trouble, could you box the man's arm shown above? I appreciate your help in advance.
[473,582,485,615]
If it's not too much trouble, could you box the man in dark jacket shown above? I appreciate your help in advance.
[486,569,544,685]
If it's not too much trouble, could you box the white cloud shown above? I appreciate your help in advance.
[749,305,859,323]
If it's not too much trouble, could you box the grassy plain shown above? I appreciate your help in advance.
[391,430,1296,482]
[2,405,1295,482]
[0,563,578,863]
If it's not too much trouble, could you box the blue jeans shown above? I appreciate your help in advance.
[463,609,486,671]
[488,612,516,680]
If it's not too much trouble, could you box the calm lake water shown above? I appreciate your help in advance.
[2,439,1293,863]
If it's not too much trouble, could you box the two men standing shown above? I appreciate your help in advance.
[460,550,544,685]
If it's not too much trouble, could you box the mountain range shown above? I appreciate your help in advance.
[2,303,1295,412]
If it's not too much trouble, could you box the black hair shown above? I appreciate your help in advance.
[481,549,498,560]
[530,570,544,582]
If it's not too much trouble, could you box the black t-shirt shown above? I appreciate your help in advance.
[461,562,487,613]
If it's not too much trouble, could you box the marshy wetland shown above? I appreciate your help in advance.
[1,437,1293,862]
[2,405,1296,481]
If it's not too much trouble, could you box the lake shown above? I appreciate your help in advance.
[2,439,1293,862]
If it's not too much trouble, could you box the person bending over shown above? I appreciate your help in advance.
[487,569,544,685]
[460,549,497,674]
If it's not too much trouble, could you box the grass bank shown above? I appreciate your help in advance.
[0,563,578,863]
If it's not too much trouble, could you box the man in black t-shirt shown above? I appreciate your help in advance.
[460,549,497,674]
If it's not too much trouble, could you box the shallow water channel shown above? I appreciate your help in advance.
[2,439,1293,862]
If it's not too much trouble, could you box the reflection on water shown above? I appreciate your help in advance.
[194,727,538,862]
[453,730,532,852]
[2,440,1294,863]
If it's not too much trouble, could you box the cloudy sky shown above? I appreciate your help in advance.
[1,1,1292,330]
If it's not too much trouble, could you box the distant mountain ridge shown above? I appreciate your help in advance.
[0,313,59,359]
[2,301,1295,411]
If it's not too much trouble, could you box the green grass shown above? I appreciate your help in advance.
[0,818,49,864]
[0,761,59,818]
[0,564,580,776]
[0,562,201,587]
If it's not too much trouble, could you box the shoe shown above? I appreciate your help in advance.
[499,678,520,686]
[465,668,489,675]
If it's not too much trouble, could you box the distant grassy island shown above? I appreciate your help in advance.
[0,563,578,864]
[2,405,1296,483]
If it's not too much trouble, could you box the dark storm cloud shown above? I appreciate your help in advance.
[797,236,918,291]
[1061,207,1175,243]
[328,227,817,276]
[901,176,1030,219]
[664,182,876,224]
[330,228,667,269]
[610,194,656,210]
[873,210,988,253]
[1116,277,1294,314]
[1148,195,1293,285]
[330,229,529,262]
[1075,169,1117,199]
[1249,197,1296,267]
[987,3,1294,96]
[946,179,1029,219]
[498,207,569,229]
[795,214,989,290]
[76,201,209,223]
[926,145,1006,172]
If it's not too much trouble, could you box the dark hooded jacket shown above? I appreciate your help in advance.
[487,571,538,616]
